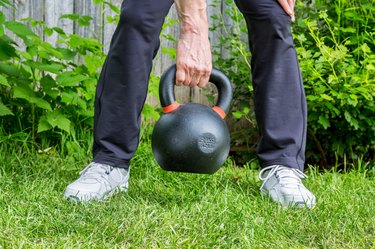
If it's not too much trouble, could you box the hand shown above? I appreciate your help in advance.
[176,31,212,88]
[277,0,296,22]
[174,0,212,88]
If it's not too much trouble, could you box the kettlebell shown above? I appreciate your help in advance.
[152,64,233,174]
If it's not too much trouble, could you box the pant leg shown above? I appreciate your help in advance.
[93,0,174,169]
[234,0,307,171]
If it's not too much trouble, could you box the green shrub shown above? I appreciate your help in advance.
[294,0,374,166]
[209,0,374,167]
[1,0,373,167]
[0,2,110,151]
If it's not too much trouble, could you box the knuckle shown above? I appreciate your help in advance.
[176,61,187,69]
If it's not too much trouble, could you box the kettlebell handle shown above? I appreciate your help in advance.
[159,64,233,119]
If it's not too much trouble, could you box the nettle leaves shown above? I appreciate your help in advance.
[0,6,106,137]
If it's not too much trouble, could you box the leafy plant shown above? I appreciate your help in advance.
[1,0,373,168]
[293,0,375,166]
[209,0,374,167]
[0,0,174,152]
[0,3,106,147]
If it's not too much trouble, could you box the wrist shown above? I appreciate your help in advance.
[180,16,208,35]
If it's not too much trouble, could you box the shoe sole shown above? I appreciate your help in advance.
[260,189,316,209]
[64,182,129,202]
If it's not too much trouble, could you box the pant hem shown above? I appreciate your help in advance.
[93,154,130,169]
[261,159,304,171]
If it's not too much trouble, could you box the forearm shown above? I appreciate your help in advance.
[174,0,209,35]
[174,0,211,88]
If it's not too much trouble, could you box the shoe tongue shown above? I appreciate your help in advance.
[82,163,111,176]
[81,178,101,184]
[277,168,301,184]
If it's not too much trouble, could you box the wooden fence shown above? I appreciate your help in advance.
[1,0,244,105]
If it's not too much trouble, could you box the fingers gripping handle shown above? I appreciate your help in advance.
[159,64,233,118]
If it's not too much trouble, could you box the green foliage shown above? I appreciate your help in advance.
[210,0,257,153]
[1,0,373,167]
[0,5,106,145]
[0,1,163,152]
[210,0,374,166]
[293,0,375,166]
[0,0,10,8]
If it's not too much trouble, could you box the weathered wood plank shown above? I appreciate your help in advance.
[44,0,74,45]
[0,0,15,39]
[29,0,43,21]
[10,0,42,49]
[0,0,14,20]
[74,0,102,43]
[102,0,121,53]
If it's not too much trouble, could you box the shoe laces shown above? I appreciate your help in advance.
[79,162,113,185]
[259,165,307,189]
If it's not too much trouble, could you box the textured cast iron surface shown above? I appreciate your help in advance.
[152,103,230,174]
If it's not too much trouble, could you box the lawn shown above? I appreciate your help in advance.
[0,141,374,248]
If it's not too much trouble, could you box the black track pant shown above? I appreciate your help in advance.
[92,0,307,171]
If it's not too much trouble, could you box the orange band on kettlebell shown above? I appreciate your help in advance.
[163,101,180,113]
[212,106,226,119]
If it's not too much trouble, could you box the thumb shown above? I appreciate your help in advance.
[277,0,294,16]
[175,67,185,86]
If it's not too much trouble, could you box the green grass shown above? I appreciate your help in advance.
[0,141,374,248]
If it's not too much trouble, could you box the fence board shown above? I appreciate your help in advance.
[1,0,13,20]
[29,0,43,21]
[74,0,103,43]
[44,0,74,45]
[102,0,121,53]
[2,0,245,108]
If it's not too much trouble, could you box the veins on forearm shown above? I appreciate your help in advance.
[174,0,208,34]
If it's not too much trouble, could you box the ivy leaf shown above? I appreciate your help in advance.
[104,2,121,14]
[0,74,9,86]
[0,102,13,116]
[0,38,17,61]
[40,75,59,99]
[161,47,176,60]
[0,11,5,24]
[60,14,93,27]
[38,42,64,59]
[0,0,11,7]
[56,72,89,87]
[55,48,76,60]
[318,115,330,129]
[320,94,334,102]
[59,14,80,21]
[232,111,243,119]
[142,103,160,121]
[45,111,71,133]
[361,43,371,54]
[344,111,359,130]
[13,85,52,110]
[37,115,53,133]
[27,61,66,74]
[83,54,103,74]
[0,62,20,76]
[93,0,103,5]
[5,21,37,37]
[77,16,93,27]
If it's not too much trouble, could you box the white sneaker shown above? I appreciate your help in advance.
[64,162,129,202]
[259,165,316,208]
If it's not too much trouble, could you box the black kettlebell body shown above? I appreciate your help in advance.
[152,65,233,174]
